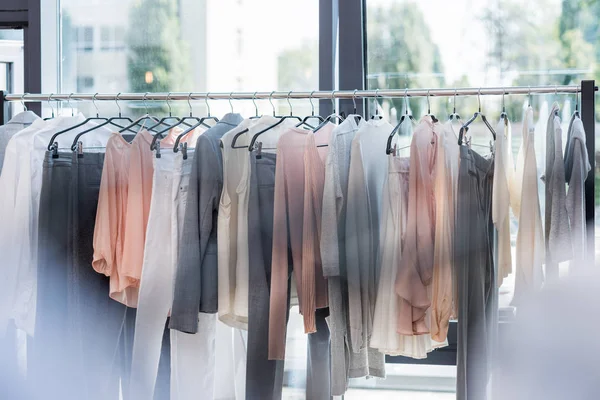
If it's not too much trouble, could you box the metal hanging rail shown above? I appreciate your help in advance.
[1,84,591,102]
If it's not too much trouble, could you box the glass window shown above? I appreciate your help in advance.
[60,0,319,118]
[366,0,600,306]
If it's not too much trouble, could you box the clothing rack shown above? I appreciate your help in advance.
[0,81,597,266]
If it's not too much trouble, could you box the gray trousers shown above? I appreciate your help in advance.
[32,151,75,398]
[455,146,498,400]
[246,152,331,399]
[247,152,286,400]
[67,152,140,400]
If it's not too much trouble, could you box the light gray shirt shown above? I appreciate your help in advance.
[169,113,243,334]
[564,114,591,264]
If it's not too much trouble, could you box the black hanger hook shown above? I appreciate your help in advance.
[528,86,532,107]
[502,88,506,113]
[374,89,380,116]
[353,89,358,114]
[404,88,409,115]
[92,93,100,117]
[229,92,234,114]
[287,91,293,116]
[187,93,193,117]
[477,88,482,113]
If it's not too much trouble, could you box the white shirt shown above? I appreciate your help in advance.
[345,118,393,351]
[0,111,40,174]
[217,116,293,329]
[512,107,545,306]
[0,115,112,336]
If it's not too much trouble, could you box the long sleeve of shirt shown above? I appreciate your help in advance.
[320,139,343,277]
[565,117,591,264]
[345,139,369,351]
[396,118,438,335]
[431,122,459,342]
[544,106,573,275]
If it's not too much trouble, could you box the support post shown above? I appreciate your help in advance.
[581,79,596,264]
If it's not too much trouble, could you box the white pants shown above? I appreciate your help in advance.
[130,152,216,400]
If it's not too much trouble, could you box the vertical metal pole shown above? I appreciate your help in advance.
[338,0,364,117]
[24,0,42,118]
[0,90,7,125]
[319,0,336,116]
[581,80,596,263]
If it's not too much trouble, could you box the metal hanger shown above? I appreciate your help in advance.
[500,88,509,121]
[69,92,140,151]
[43,93,56,120]
[231,90,280,149]
[285,91,314,129]
[352,89,363,123]
[20,93,28,112]
[371,89,382,119]
[553,85,560,117]
[448,89,461,121]
[250,92,261,119]
[173,92,220,154]
[424,89,438,122]
[296,90,324,128]
[312,90,344,133]
[147,93,192,147]
[247,91,303,151]
[47,93,125,151]
[118,92,165,133]
[65,93,75,116]
[385,88,416,154]
[151,92,210,152]
[458,88,497,145]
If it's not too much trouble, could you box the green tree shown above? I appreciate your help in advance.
[127,0,190,112]
[366,2,444,118]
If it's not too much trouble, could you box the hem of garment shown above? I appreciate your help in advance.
[168,316,199,334]
[218,313,248,331]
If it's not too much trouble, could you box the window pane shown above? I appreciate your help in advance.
[365,0,599,396]
[60,0,319,118]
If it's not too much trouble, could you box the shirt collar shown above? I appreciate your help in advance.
[218,113,244,127]
[6,110,40,125]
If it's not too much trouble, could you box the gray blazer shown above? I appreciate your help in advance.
[169,113,243,333]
